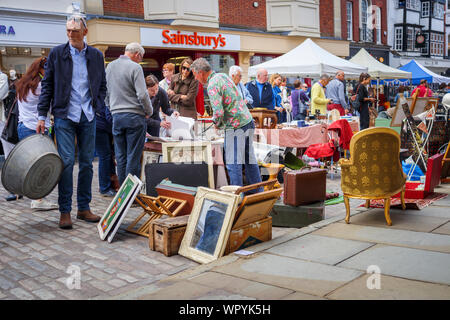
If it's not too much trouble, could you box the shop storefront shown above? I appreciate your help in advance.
[86,18,350,83]
[0,10,67,75]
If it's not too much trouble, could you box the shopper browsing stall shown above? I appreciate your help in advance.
[191,58,262,192]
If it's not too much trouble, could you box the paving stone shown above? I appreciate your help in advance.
[90,280,115,292]
[213,253,363,296]
[0,276,15,290]
[337,244,450,285]
[32,288,56,300]
[342,208,449,232]
[195,288,256,300]
[0,269,26,282]
[82,250,108,260]
[266,234,374,265]
[10,287,34,300]
[138,281,213,300]
[403,206,450,219]
[107,279,128,288]
[117,273,138,283]
[313,223,450,253]
[327,274,450,300]
[432,222,450,236]
[85,269,112,281]
[22,259,48,272]
[18,279,42,292]
[189,272,293,299]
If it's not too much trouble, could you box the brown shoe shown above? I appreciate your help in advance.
[59,213,73,229]
[77,209,101,223]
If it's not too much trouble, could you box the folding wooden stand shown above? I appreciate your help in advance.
[126,194,187,237]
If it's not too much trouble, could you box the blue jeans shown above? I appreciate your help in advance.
[54,112,96,214]
[224,121,262,193]
[95,130,115,193]
[17,122,41,141]
[112,112,146,185]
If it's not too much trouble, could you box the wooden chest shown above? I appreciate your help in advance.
[225,216,272,255]
[148,215,190,257]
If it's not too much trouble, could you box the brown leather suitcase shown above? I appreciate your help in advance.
[283,166,327,206]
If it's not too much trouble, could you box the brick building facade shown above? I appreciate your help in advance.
[103,0,144,19]
[219,0,266,30]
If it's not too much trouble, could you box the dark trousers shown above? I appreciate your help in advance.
[112,112,147,185]
[95,130,116,193]
[359,105,370,130]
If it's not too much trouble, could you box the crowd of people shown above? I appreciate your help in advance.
[0,14,448,230]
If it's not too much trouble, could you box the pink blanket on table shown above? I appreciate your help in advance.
[254,124,328,148]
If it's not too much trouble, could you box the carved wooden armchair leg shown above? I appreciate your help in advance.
[344,195,351,224]
[401,186,406,210]
[384,197,392,226]
[365,199,371,208]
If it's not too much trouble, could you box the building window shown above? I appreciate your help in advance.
[407,27,415,51]
[434,3,444,19]
[394,27,403,51]
[421,2,430,17]
[360,0,373,42]
[430,33,444,56]
[347,2,353,41]
[406,0,420,11]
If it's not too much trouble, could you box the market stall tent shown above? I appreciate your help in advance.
[248,38,367,78]
[399,60,450,85]
[349,48,412,79]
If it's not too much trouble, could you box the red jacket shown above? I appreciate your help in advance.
[412,85,432,97]
[196,82,205,116]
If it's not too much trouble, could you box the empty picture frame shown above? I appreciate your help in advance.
[178,187,240,264]
[162,141,215,189]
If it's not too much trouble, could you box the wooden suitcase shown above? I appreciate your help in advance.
[283,166,327,206]
[148,215,190,257]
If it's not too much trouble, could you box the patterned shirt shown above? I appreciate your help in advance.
[206,71,253,129]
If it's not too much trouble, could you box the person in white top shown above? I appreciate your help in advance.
[15,56,58,211]
[159,62,175,92]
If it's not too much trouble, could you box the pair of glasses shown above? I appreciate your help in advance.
[162,69,170,72]
[67,15,87,29]
[181,66,190,72]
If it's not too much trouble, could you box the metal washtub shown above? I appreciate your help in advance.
[1,134,63,199]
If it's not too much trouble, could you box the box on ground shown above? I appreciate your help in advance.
[149,216,272,257]
[270,200,324,228]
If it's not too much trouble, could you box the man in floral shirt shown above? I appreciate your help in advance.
[191,58,262,191]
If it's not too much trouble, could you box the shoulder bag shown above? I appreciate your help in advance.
[351,84,362,112]
[1,97,19,144]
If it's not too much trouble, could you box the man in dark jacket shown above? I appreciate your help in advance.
[246,68,274,109]
[37,15,107,229]
[145,74,179,137]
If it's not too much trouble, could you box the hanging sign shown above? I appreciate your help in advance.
[415,32,426,48]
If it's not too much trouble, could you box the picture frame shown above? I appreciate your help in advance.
[178,187,240,264]
[162,141,215,189]
[390,96,409,127]
[140,150,162,195]
[97,174,142,241]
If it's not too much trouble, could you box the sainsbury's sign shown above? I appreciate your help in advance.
[140,27,240,51]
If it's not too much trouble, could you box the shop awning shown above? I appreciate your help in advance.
[349,48,412,79]
[248,38,367,79]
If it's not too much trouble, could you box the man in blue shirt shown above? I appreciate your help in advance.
[246,68,274,109]
[37,15,107,229]
[326,70,349,116]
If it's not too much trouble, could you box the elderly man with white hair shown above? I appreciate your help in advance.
[246,68,274,109]
[106,42,152,187]
[37,14,107,229]
[229,65,253,107]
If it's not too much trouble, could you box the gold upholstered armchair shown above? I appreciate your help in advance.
[339,127,406,226]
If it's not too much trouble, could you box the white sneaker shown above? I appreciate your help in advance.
[31,199,59,211]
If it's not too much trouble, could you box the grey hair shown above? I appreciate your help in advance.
[335,70,344,76]
[125,42,145,56]
[66,14,87,29]
[229,65,243,77]
[320,74,330,81]
[191,58,212,73]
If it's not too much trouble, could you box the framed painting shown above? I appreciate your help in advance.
[140,151,162,195]
[178,187,240,264]
[162,141,215,189]
[390,96,409,127]
[97,174,142,241]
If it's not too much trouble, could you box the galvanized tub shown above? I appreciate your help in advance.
[1,134,63,199]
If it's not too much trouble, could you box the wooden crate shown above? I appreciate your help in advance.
[225,216,272,255]
[148,215,190,257]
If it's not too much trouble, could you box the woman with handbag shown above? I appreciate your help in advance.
[356,73,376,130]
[15,56,58,211]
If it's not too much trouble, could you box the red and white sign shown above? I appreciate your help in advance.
[140,27,240,51]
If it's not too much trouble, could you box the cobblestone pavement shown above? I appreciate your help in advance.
[0,161,204,300]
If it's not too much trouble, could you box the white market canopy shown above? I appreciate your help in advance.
[248,38,367,78]
[349,48,412,80]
